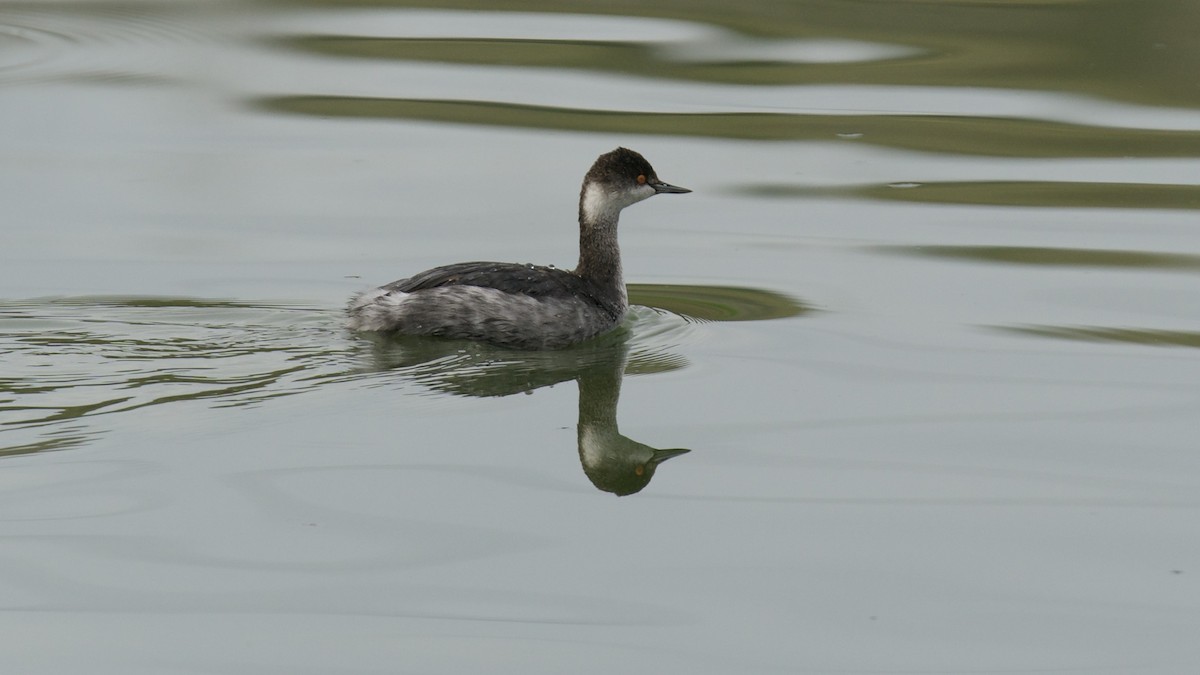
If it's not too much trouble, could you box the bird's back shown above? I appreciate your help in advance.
[348,261,626,349]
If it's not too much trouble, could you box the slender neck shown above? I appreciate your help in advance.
[577,358,622,431]
[576,218,621,281]
[573,185,627,309]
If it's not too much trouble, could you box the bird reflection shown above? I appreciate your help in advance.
[357,330,690,496]
[574,354,689,495]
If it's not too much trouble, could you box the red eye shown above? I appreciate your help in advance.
[636,174,646,185]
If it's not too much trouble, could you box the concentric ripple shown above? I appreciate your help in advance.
[1,286,804,456]
[0,19,72,76]
[0,298,352,455]
[0,5,208,86]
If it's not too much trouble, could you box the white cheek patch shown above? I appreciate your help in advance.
[581,183,616,223]
[579,426,608,466]
[582,182,657,222]
[634,183,655,203]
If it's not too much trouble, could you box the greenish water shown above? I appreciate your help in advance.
[2,1,1199,673]
[255,95,1200,157]
[747,181,1200,209]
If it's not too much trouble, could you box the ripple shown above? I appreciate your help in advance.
[628,284,810,322]
[0,297,354,456]
[0,20,73,76]
[5,5,210,47]
[0,426,95,458]
[995,325,1200,349]
[1,286,804,454]
[755,181,1200,210]
[258,1,1200,114]
[353,284,805,392]
[665,36,919,65]
[0,5,207,86]
[251,96,1200,158]
[271,32,920,86]
[260,2,1200,109]
[350,311,693,398]
[876,245,1200,271]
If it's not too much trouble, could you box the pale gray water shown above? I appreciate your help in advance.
[3,1,1200,673]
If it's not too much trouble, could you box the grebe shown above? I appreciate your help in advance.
[347,147,690,349]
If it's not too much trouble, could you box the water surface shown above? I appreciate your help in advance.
[2,1,1199,673]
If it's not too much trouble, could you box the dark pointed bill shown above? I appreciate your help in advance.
[650,447,691,464]
[651,180,691,194]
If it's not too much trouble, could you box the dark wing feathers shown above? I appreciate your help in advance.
[384,261,598,301]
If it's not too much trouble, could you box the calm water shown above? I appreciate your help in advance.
[3,0,1200,672]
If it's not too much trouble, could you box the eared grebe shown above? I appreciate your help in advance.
[347,147,690,349]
